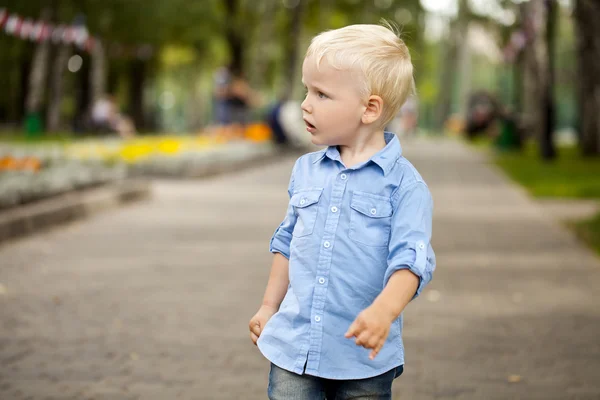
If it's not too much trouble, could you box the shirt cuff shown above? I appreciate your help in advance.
[384,240,431,300]
[269,228,292,260]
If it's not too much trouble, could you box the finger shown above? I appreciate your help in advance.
[369,342,384,360]
[369,349,378,360]
[367,336,380,350]
[355,331,371,347]
[250,321,262,336]
[345,321,359,338]
[250,332,259,345]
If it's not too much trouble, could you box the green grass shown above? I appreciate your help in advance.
[571,214,600,254]
[494,142,600,199]
[489,140,600,255]
[0,132,74,145]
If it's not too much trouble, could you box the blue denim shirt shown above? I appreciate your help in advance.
[257,132,436,380]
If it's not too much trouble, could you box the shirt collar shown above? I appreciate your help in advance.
[313,132,402,176]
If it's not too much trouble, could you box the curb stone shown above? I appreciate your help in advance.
[0,143,308,244]
[0,180,151,244]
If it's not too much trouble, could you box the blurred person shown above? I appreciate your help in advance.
[212,65,232,126]
[224,69,260,140]
[90,95,136,138]
[90,95,117,133]
[249,23,435,400]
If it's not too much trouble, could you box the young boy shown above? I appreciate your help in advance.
[249,23,436,399]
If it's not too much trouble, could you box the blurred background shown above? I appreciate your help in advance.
[0,0,591,139]
[1,1,600,399]
[1,0,598,246]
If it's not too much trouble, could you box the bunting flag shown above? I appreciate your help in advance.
[0,8,153,60]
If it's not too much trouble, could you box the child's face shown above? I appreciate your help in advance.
[301,55,367,146]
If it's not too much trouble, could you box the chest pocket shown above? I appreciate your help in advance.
[290,188,323,237]
[349,191,393,247]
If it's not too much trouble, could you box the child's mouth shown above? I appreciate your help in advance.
[304,119,316,132]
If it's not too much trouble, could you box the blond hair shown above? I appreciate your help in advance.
[305,23,415,127]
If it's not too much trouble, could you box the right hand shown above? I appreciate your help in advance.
[249,305,277,345]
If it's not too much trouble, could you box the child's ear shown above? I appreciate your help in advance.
[362,95,383,125]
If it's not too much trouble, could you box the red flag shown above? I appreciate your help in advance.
[30,22,43,41]
[5,15,21,35]
[40,23,52,42]
[0,9,8,28]
[20,18,33,40]
[51,24,64,43]
[63,27,75,44]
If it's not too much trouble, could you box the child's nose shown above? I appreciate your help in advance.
[301,97,312,113]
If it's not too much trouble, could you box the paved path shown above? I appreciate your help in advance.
[0,138,599,399]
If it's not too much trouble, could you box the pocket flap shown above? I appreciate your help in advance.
[290,188,323,208]
[350,191,393,218]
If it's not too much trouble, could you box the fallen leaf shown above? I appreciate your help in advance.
[0,283,6,295]
[508,375,522,383]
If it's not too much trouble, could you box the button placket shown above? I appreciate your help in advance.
[306,172,347,373]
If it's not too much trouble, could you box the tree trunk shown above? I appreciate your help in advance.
[435,0,469,130]
[46,44,71,132]
[530,0,556,160]
[18,57,32,123]
[75,53,91,120]
[129,59,146,130]
[541,0,557,160]
[283,0,305,99]
[574,0,600,156]
[521,0,557,160]
[25,8,53,116]
[252,0,276,90]
[224,0,244,74]
[90,40,106,106]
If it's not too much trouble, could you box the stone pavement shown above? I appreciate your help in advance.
[0,137,599,400]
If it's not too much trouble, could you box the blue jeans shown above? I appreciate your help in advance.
[268,363,403,400]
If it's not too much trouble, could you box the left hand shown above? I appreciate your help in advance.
[344,304,395,360]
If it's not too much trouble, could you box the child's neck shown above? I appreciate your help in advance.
[338,130,386,169]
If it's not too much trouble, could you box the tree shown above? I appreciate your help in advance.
[282,0,306,98]
[435,0,470,130]
[520,0,557,160]
[574,0,600,156]
[24,7,53,133]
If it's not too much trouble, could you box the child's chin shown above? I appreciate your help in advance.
[310,135,328,146]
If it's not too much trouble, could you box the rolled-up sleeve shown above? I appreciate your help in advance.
[384,181,436,299]
[269,161,298,259]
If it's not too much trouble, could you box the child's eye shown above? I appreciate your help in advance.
[318,92,327,99]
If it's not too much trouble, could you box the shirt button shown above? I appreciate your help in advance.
[340,173,347,180]
[315,316,321,322]
[370,208,377,215]
[300,198,306,205]
[323,241,331,248]
[419,242,425,249]
[331,206,338,213]
[318,277,325,284]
